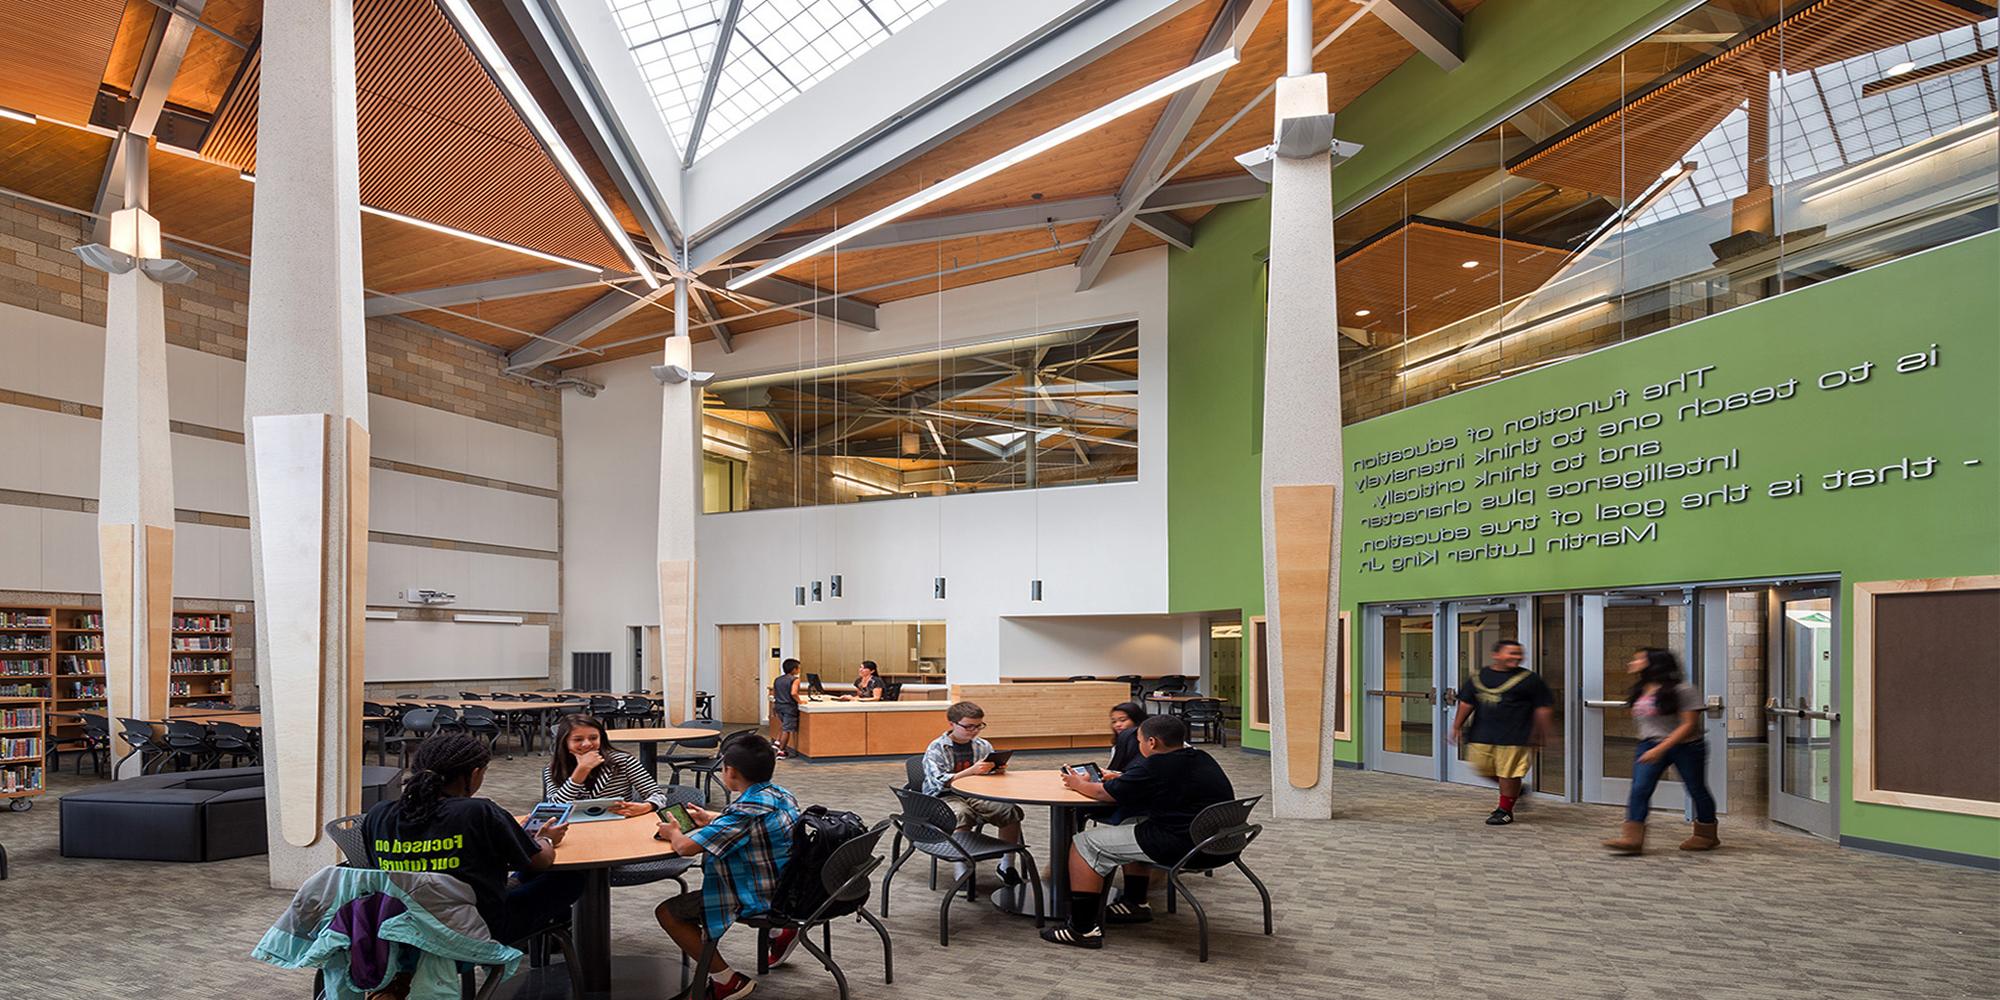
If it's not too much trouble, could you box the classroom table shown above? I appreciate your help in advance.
[609,726,722,780]
[512,811,681,998]
[948,770,1096,919]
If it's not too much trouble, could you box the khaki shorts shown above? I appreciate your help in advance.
[947,794,1023,828]
[1074,819,1152,874]
[1467,742,1533,779]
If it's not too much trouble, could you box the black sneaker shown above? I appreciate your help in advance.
[1040,925,1104,949]
[1485,808,1515,826]
[1104,901,1152,924]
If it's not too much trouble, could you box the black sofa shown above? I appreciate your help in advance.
[59,766,402,862]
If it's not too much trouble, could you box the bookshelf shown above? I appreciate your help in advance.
[0,696,44,810]
[0,606,235,751]
[170,613,234,705]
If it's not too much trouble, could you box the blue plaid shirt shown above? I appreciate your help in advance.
[686,782,800,937]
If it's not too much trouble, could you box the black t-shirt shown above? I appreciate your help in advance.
[1103,746,1236,864]
[1107,728,1140,772]
[1457,666,1554,746]
[854,675,883,698]
[772,673,798,706]
[360,796,539,928]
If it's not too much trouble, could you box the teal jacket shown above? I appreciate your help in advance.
[253,866,523,1000]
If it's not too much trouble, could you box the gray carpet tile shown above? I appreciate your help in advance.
[1,737,1995,999]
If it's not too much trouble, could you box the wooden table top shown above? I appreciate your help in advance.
[521,812,679,869]
[171,712,262,728]
[414,699,572,712]
[1144,694,1212,702]
[612,727,720,743]
[949,769,1097,806]
[523,690,664,702]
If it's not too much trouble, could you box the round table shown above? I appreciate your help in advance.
[948,770,1097,919]
[612,726,722,781]
[519,812,682,998]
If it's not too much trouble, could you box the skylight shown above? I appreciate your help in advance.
[611,0,947,162]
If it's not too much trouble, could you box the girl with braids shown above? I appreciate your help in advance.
[1603,647,1722,855]
[545,714,667,814]
[360,732,584,943]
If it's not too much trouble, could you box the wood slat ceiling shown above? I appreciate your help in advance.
[200,0,631,272]
[1511,0,1988,199]
[1336,218,1573,342]
[404,285,611,352]
[0,118,115,208]
[165,0,261,114]
[0,0,127,122]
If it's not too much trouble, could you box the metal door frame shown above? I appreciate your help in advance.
[1363,602,1442,779]
[1580,587,1700,808]
[1766,583,1840,839]
[1442,595,1537,786]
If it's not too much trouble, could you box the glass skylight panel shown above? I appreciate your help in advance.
[607,0,947,159]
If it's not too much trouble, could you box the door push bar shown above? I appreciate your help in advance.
[1365,688,1436,704]
[1585,695,1729,716]
[1764,697,1840,723]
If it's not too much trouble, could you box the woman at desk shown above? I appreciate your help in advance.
[543,714,667,814]
[837,660,886,702]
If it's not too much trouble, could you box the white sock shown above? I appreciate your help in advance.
[953,861,971,883]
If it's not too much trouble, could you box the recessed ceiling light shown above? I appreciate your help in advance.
[1886,60,1916,76]
[1460,260,1480,269]
[1354,309,1372,317]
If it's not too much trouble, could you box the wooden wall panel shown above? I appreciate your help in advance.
[1271,484,1334,789]
[345,421,370,816]
[143,524,174,721]
[950,681,1127,739]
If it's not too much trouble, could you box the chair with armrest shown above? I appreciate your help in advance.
[881,787,1041,945]
[115,717,166,774]
[325,814,367,865]
[162,720,219,772]
[1113,795,1272,962]
[76,712,112,775]
[210,720,261,767]
[1182,698,1228,747]
[383,707,442,766]
[664,723,729,804]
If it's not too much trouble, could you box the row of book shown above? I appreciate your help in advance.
[171,636,229,651]
[1,764,43,794]
[173,614,231,632]
[65,635,104,651]
[2,660,47,676]
[0,684,42,698]
[2,737,40,759]
[1,707,40,728]
[0,612,51,628]
[72,612,103,629]
[63,681,106,698]
[0,637,50,652]
[166,681,228,696]
[172,658,232,674]
[58,656,99,675]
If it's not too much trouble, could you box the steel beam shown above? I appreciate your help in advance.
[92,0,206,241]
[1137,173,1267,213]
[1133,212,1195,250]
[682,0,744,166]
[364,269,630,317]
[720,271,878,330]
[1074,0,1267,289]
[685,284,735,352]
[1373,0,1463,71]
[505,284,673,371]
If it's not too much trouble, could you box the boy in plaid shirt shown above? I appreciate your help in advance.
[654,731,800,1000]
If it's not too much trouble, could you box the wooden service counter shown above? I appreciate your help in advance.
[794,681,1122,759]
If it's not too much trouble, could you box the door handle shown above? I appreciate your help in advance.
[1764,697,1805,717]
[1704,695,1726,717]
[1802,706,1841,722]
[1583,699,1623,709]
[1365,688,1438,704]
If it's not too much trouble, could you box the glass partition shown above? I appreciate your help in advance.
[1336,0,1998,420]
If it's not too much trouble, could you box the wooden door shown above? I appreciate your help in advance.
[718,624,764,723]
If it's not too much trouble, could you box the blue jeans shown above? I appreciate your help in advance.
[1625,738,1716,823]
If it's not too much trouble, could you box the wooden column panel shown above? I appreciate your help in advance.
[1272,484,1335,790]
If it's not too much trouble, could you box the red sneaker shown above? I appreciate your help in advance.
[765,927,799,967]
[707,972,755,1000]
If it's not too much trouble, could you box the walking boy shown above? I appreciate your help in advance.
[1450,638,1554,825]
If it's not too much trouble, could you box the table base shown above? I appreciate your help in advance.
[500,954,684,1000]
[987,878,1056,918]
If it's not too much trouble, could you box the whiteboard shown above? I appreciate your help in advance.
[364,619,551,682]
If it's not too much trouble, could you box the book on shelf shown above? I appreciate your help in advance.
[0,684,43,698]
[65,635,104,651]
[0,764,44,794]
[170,636,229,651]
[170,656,232,673]
[171,614,231,633]
[58,655,97,674]
[3,659,47,676]
[2,737,40,759]
[1,707,41,728]
[73,611,104,629]
[64,680,106,698]
[0,611,51,628]
[0,637,51,652]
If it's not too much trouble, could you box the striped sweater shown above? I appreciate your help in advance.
[541,748,670,808]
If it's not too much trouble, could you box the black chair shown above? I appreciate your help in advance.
[608,785,704,891]
[586,697,621,725]
[459,706,505,754]
[686,823,894,1000]
[1116,795,1272,962]
[614,697,654,728]
[115,717,168,773]
[882,787,1042,944]
[459,691,486,700]
[384,707,442,766]
[1067,675,1097,682]
[1183,698,1228,747]
[1114,674,1144,701]
[881,682,903,703]
[325,814,368,864]
[692,691,715,721]
[665,723,729,804]
[162,720,219,771]
[75,713,112,775]
[210,720,261,767]
[1151,675,1190,697]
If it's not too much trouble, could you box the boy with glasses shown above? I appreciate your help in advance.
[921,701,1026,891]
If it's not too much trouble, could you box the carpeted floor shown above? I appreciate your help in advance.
[2,739,1995,999]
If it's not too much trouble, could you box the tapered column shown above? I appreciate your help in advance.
[97,205,176,776]
[1260,67,1343,819]
[243,0,370,889]
[655,280,700,723]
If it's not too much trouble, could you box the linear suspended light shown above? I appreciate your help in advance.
[360,204,607,273]
[437,0,659,288]
[0,106,36,124]
[727,49,1242,291]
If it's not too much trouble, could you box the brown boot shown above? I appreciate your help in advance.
[1679,821,1720,851]
[1602,821,1645,854]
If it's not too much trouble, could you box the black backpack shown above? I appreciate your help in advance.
[772,805,869,920]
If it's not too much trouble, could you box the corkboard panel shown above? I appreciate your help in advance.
[1855,578,2000,816]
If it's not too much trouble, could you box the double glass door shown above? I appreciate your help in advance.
[1579,589,1727,812]
[1767,585,1838,838]
[1364,597,1538,786]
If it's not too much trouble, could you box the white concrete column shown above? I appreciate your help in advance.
[242,0,371,889]
[1259,69,1343,819]
[96,203,176,776]
[655,279,701,723]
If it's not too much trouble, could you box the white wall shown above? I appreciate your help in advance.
[0,302,560,681]
[997,613,1204,680]
[560,248,1187,692]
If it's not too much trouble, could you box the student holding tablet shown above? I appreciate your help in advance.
[922,701,1027,892]
[543,714,670,814]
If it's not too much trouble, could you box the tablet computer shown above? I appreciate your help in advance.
[522,801,570,838]
[657,802,695,830]
[1065,762,1104,781]
[983,749,1014,768]
[568,797,624,822]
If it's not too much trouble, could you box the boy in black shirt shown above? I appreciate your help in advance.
[1044,714,1236,948]
[1450,638,1553,826]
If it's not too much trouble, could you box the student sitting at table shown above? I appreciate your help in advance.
[837,660,885,701]
[360,733,584,953]
[1106,701,1149,777]
[543,714,668,814]
[922,700,1027,891]
[654,731,801,1000]
[1043,714,1235,949]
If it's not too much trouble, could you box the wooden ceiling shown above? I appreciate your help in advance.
[1336,218,1573,342]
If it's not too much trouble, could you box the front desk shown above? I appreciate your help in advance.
[794,681,1124,759]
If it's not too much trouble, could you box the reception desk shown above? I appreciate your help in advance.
[794,681,1123,759]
